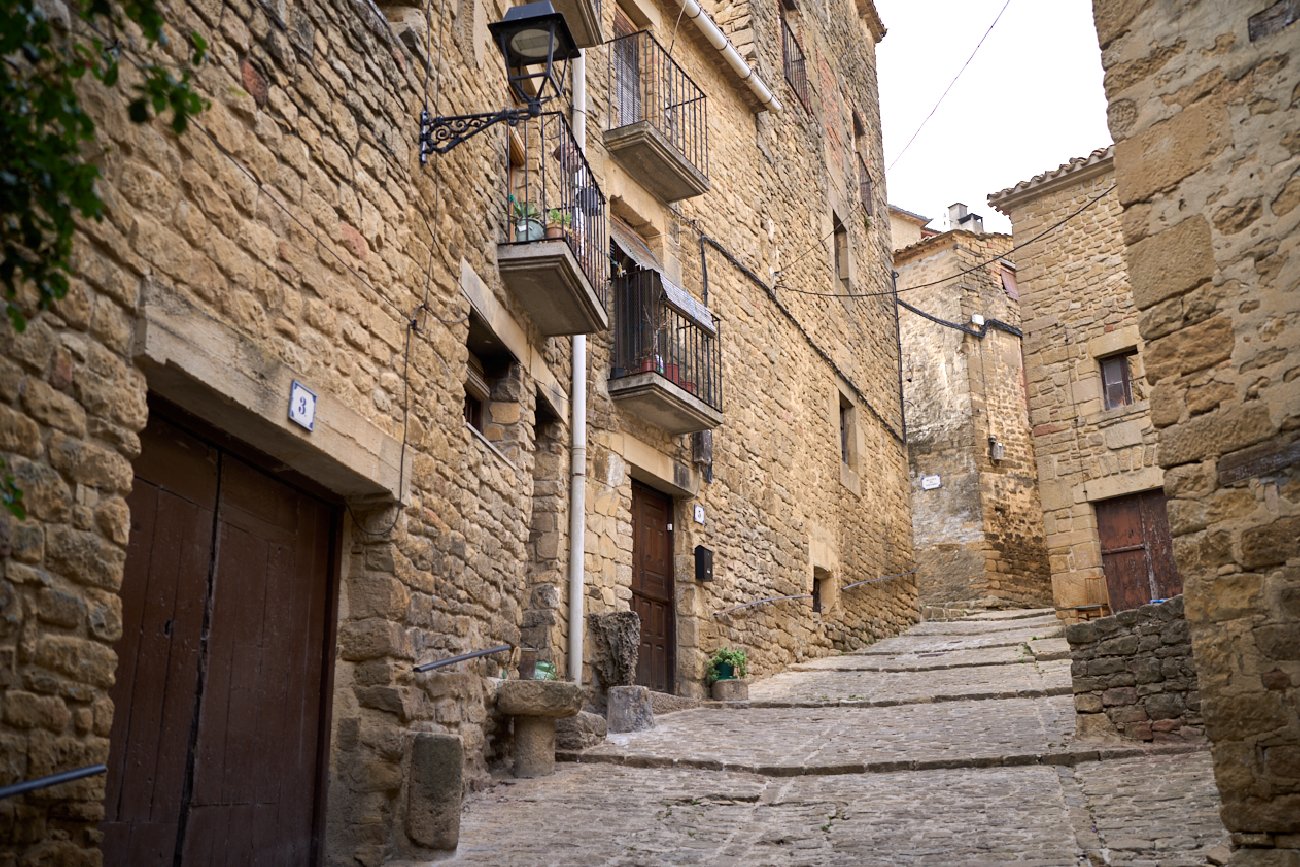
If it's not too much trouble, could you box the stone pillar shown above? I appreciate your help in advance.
[405,733,463,851]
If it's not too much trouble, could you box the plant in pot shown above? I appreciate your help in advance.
[510,198,543,243]
[545,208,572,240]
[706,646,748,684]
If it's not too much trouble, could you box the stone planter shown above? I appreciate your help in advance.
[711,678,748,701]
[497,680,586,777]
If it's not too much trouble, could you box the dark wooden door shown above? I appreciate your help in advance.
[631,483,674,693]
[1097,489,1182,613]
[103,415,336,866]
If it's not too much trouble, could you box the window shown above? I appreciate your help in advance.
[839,391,855,466]
[853,113,873,218]
[464,351,489,432]
[812,567,833,614]
[999,262,1019,300]
[781,17,811,113]
[1101,352,1136,410]
[833,215,849,291]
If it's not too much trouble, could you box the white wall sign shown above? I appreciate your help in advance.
[693,504,706,524]
[920,474,941,490]
[289,380,317,431]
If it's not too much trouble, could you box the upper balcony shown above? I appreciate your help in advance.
[608,267,722,434]
[498,111,609,336]
[603,30,709,203]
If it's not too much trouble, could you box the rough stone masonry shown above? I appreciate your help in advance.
[1089,0,1300,861]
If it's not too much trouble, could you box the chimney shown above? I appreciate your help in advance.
[947,203,968,228]
[965,214,984,233]
[947,203,984,234]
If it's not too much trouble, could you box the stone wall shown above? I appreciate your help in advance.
[896,230,1051,609]
[1089,0,1300,859]
[1066,595,1203,743]
[0,0,912,861]
[990,151,1166,621]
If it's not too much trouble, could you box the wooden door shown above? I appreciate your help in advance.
[1097,489,1182,613]
[631,483,674,693]
[103,414,336,866]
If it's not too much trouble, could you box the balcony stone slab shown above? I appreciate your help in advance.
[607,372,723,434]
[551,0,602,48]
[603,121,710,203]
[496,240,608,336]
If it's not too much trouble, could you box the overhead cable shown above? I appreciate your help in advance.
[887,0,1013,172]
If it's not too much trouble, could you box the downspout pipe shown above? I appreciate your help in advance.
[892,270,907,445]
[567,52,588,685]
[665,0,783,113]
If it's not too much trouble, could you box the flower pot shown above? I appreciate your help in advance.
[639,356,663,374]
[714,660,735,681]
[663,362,679,383]
[681,381,696,395]
[514,218,544,243]
[545,223,566,240]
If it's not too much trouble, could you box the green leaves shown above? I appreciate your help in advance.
[1,0,208,330]
[0,458,24,521]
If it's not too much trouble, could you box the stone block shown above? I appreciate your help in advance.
[556,710,607,751]
[711,679,748,701]
[607,685,654,733]
[405,733,462,850]
[1103,686,1139,707]
[496,681,585,718]
[589,611,640,689]
[1075,712,1120,742]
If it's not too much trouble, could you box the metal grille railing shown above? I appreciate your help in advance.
[607,29,708,180]
[781,19,811,114]
[503,111,607,306]
[611,268,721,411]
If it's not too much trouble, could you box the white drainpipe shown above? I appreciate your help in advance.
[666,0,782,113]
[567,51,588,685]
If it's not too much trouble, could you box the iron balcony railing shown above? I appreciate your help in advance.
[611,268,721,411]
[781,18,811,114]
[607,29,709,180]
[503,111,608,307]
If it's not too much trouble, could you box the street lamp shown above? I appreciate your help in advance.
[419,1,580,161]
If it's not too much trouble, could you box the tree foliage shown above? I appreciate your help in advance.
[0,0,208,331]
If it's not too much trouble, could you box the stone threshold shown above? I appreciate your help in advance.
[557,743,1207,778]
[705,684,1073,710]
[792,657,1034,673]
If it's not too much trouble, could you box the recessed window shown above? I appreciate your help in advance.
[812,567,832,614]
[464,351,489,432]
[1101,352,1136,410]
[833,214,849,291]
[838,390,857,469]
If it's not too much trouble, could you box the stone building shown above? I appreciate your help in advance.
[887,204,936,251]
[989,148,1181,622]
[1088,1,1300,861]
[0,0,913,862]
[894,205,1050,611]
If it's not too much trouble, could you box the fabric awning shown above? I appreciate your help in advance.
[610,219,717,336]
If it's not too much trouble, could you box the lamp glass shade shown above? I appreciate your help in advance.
[508,25,554,60]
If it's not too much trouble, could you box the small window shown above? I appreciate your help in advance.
[812,567,832,614]
[833,215,849,291]
[1101,352,1136,410]
[838,390,855,467]
[464,351,489,432]
[999,263,1018,301]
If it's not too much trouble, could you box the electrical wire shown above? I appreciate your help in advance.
[887,0,1012,172]
[777,185,1114,298]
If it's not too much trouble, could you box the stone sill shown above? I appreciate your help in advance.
[1083,400,1150,428]
[467,423,518,473]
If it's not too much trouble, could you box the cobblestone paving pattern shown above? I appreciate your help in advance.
[452,611,1224,865]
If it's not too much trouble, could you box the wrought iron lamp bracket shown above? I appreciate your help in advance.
[419,105,537,162]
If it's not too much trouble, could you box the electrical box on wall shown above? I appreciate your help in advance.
[989,435,1005,461]
[694,546,713,582]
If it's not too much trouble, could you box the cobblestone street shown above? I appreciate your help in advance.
[449,611,1227,865]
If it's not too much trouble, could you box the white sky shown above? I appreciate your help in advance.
[874,0,1113,235]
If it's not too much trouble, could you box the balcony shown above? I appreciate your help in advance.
[551,0,602,48]
[608,268,722,434]
[782,18,811,114]
[498,111,609,337]
[604,30,709,203]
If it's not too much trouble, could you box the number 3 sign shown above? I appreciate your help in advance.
[288,381,317,431]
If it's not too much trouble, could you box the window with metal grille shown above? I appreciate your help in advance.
[781,18,811,114]
[1101,352,1136,410]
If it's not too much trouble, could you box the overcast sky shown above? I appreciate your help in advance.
[874,0,1113,235]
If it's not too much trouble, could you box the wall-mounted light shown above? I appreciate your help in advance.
[419,1,580,161]
[988,434,1004,461]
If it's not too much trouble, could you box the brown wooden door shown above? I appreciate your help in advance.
[1097,489,1182,613]
[631,483,674,693]
[103,415,336,866]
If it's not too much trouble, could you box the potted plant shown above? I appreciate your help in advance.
[511,198,543,243]
[706,647,748,684]
[545,208,572,240]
